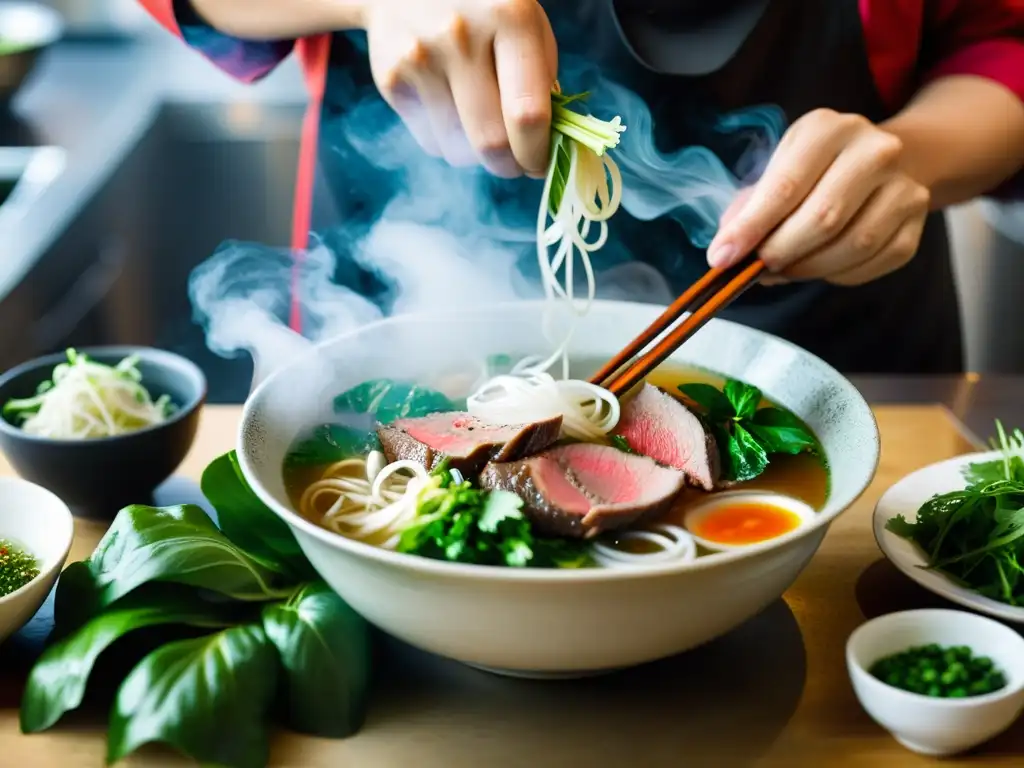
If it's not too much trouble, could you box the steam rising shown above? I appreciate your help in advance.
[189,63,785,389]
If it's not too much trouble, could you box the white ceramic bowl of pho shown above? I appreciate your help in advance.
[238,300,879,677]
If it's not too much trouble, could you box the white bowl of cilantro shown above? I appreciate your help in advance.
[0,476,73,643]
[874,421,1024,624]
[847,608,1024,756]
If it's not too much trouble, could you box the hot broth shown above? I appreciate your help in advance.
[283,362,829,566]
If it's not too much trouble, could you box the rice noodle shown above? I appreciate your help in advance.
[467,356,619,442]
[591,524,698,568]
[466,135,624,440]
[300,450,431,549]
[5,350,172,439]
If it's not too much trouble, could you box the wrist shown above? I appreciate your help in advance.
[327,0,367,29]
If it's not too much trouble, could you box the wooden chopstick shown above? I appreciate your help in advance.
[592,256,765,397]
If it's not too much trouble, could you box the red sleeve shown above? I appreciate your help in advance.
[922,0,1024,199]
[923,0,1024,99]
[136,0,294,82]
[138,0,181,35]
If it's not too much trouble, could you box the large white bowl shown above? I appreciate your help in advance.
[237,300,879,676]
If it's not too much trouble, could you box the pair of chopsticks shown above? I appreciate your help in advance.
[590,254,766,397]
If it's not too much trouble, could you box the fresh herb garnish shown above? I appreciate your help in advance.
[397,462,590,569]
[886,420,1024,606]
[548,90,626,215]
[0,538,39,597]
[869,644,1007,698]
[610,434,638,455]
[21,451,370,768]
[679,379,818,482]
[332,379,459,425]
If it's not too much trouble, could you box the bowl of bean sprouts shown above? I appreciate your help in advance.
[0,346,206,515]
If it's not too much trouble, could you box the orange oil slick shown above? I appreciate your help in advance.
[690,502,802,546]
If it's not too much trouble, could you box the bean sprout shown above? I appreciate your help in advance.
[591,524,698,568]
[3,349,173,439]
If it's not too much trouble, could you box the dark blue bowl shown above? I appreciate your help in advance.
[0,346,206,517]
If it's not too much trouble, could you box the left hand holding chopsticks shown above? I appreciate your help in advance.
[705,108,931,286]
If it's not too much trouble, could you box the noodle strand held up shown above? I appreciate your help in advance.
[467,94,626,440]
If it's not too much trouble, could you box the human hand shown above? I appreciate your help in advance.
[707,109,931,286]
[361,0,558,178]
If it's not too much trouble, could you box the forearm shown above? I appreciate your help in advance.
[186,0,365,39]
[881,75,1024,209]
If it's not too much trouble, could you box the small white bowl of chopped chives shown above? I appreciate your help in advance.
[847,609,1024,756]
[0,476,73,642]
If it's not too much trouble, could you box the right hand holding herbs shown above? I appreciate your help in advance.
[361,0,558,178]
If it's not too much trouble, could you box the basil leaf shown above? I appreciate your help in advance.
[678,383,734,420]
[201,452,313,580]
[83,505,292,616]
[748,407,818,455]
[609,434,638,454]
[107,624,278,768]
[262,582,371,737]
[284,424,379,469]
[52,560,102,637]
[21,589,230,733]
[724,379,762,420]
[727,424,769,482]
[548,133,573,215]
[333,379,457,424]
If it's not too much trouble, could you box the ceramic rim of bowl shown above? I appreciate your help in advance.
[238,299,880,583]
[0,477,73,604]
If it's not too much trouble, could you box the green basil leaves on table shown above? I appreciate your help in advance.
[262,582,371,737]
[22,449,372,768]
[107,624,279,768]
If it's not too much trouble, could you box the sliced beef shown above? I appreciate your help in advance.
[377,412,563,476]
[612,383,720,490]
[479,443,686,538]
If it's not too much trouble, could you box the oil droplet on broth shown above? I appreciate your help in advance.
[689,502,803,546]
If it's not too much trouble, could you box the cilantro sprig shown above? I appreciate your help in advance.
[397,462,590,569]
[886,421,1024,606]
[679,379,819,482]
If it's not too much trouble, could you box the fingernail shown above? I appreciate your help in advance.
[708,242,737,268]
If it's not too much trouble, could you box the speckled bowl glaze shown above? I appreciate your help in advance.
[238,300,879,677]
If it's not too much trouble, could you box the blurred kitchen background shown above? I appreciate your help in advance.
[1,0,1023,404]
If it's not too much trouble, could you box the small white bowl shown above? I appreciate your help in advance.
[0,477,74,643]
[847,609,1024,756]
[682,491,816,553]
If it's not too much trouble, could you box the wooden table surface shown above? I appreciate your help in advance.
[0,404,1019,767]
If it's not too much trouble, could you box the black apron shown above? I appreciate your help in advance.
[314,0,964,374]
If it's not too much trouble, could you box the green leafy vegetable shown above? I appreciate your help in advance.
[333,379,458,424]
[283,423,380,469]
[610,434,638,455]
[262,582,371,737]
[23,450,374,768]
[106,624,279,768]
[68,504,294,623]
[886,421,1024,606]
[679,379,819,482]
[398,463,590,568]
[21,588,232,733]
[548,90,626,215]
[202,452,313,580]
